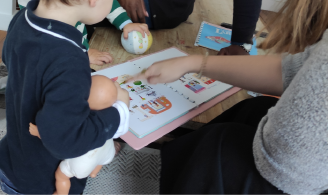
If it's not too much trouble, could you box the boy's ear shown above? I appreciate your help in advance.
[89,0,97,7]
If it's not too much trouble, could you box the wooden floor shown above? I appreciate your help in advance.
[0,31,7,63]
[0,2,277,123]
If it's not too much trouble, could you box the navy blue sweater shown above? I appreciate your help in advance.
[0,1,120,194]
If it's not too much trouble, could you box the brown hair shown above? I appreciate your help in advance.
[258,0,328,54]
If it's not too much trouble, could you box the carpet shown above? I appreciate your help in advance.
[0,109,161,194]
[83,143,160,194]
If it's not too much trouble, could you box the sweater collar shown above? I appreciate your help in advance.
[25,0,87,52]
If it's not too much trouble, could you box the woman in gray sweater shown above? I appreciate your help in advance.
[129,0,328,194]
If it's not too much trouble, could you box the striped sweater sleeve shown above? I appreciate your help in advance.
[107,0,132,30]
[17,0,29,9]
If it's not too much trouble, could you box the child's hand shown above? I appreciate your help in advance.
[127,55,203,85]
[123,23,150,39]
[115,82,130,108]
[29,123,41,139]
[88,49,113,66]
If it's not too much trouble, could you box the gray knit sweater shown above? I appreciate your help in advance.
[253,30,328,195]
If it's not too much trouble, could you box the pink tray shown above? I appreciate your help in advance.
[121,87,241,150]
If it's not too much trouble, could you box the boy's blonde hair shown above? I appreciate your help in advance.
[258,0,328,54]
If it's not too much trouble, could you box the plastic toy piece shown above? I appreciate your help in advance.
[29,75,119,195]
[146,91,156,96]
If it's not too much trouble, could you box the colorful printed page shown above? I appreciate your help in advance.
[165,73,232,105]
[92,48,195,138]
[195,21,258,55]
[92,48,232,138]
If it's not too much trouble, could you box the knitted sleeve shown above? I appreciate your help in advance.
[281,44,316,91]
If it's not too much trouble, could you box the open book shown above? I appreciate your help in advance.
[92,48,232,138]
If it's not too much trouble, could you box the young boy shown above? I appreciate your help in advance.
[0,0,131,194]
[18,0,150,65]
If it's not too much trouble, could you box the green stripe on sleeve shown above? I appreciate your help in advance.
[110,0,131,30]
[19,4,25,10]
[112,11,131,30]
[110,0,121,12]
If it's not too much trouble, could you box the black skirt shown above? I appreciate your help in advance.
[160,96,285,194]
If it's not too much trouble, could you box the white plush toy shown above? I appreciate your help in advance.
[121,31,153,55]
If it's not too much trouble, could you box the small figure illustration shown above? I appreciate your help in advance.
[133,106,153,122]
[133,85,150,94]
[141,96,172,114]
[192,74,216,85]
[146,91,157,96]
[185,80,206,93]
[139,95,146,101]
[111,74,132,85]
[206,36,230,44]
[152,101,159,106]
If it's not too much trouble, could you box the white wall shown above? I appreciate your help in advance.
[261,0,286,12]
[0,0,18,31]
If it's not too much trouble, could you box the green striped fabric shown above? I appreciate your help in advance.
[109,0,131,30]
[75,22,90,49]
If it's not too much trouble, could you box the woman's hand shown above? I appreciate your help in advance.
[123,23,150,39]
[128,55,202,84]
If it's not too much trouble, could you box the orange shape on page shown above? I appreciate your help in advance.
[141,96,172,114]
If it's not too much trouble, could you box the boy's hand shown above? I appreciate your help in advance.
[123,23,150,39]
[115,82,130,108]
[88,49,113,66]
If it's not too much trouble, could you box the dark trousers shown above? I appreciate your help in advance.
[0,169,22,194]
[160,96,285,194]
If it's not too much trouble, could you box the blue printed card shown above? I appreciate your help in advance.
[195,22,257,55]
